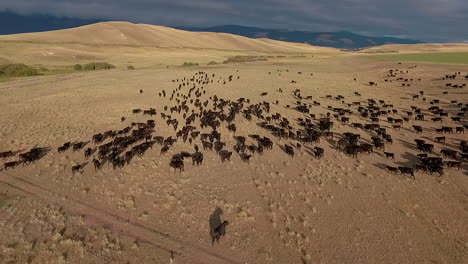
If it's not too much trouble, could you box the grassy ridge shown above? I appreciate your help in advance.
[0,63,40,77]
[371,52,468,65]
[0,62,116,82]
[223,55,268,63]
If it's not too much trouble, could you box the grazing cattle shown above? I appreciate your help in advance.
[4,161,19,170]
[191,152,203,165]
[323,131,333,139]
[444,161,461,170]
[386,166,398,174]
[169,155,184,172]
[314,147,324,158]
[420,144,434,153]
[227,124,236,133]
[214,141,226,153]
[373,141,385,150]
[72,164,84,173]
[58,142,71,152]
[384,152,395,159]
[415,139,426,147]
[19,148,43,165]
[417,153,428,159]
[428,166,444,176]
[84,148,93,159]
[202,141,214,151]
[160,145,169,154]
[360,144,374,154]
[211,220,229,245]
[413,125,423,133]
[284,144,295,157]
[344,145,359,158]
[92,158,101,171]
[219,150,233,163]
[240,153,252,162]
[398,166,415,179]
[11,70,461,175]
[0,151,13,158]
[73,142,85,151]
[57,145,68,153]
[442,127,453,133]
[440,149,457,159]
[460,153,468,160]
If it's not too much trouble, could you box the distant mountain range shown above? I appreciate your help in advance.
[178,25,424,49]
[0,10,423,49]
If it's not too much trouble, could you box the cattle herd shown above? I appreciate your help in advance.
[0,66,467,180]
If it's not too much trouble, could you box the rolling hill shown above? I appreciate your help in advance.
[0,21,338,53]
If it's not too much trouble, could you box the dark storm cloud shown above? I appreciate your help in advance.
[1,0,467,42]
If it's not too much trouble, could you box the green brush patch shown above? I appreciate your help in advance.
[370,52,468,65]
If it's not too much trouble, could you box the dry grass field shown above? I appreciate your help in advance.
[0,24,467,264]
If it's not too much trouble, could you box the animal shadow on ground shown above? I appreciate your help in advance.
[35,147,52,161]
[11,149,25,156]
[398,139,419,152]
[276,143,290,155]
[72,162,89,173]
[303,145,315,157]
[209,207,223,238]
[373,162,390,170]
[396,152,420,167]
[324,137,336,146]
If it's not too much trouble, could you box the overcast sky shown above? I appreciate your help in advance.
[1,0,467,42]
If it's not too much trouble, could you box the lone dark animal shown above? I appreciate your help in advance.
[84,148,93,159]
[239,153,252,162]
[314,147,324,158]
[211,220,229,245]
[72,164,82,173]
[284,144,294,157]
[160,145,169,154]
[219,150,233,163]
[92,158,101,171]
[191,152,204,165]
